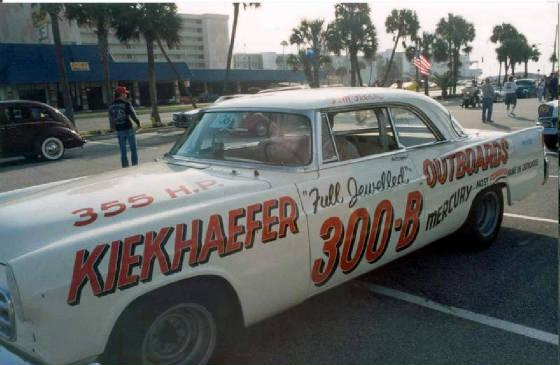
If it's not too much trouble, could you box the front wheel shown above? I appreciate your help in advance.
[141,303,217,365]
[460,187,504,250]
[40,136,65,160]
[113,300,218,365]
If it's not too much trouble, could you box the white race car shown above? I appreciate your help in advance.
[0,88,548,365]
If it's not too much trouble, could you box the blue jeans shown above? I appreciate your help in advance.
[117,128,138,167]
[482,97,493,122]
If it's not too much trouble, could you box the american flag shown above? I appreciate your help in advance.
[412,52,431,76]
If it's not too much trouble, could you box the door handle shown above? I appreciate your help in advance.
[391,155,408,161]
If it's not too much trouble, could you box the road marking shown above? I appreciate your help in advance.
[364,283,559,346]
[87,141,118,147]
[504,213,558,224]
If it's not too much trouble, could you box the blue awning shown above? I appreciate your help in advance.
[0,43,192,84]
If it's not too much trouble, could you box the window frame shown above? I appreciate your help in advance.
[387,104,447,150]
[318,106,403,168]
[168,109,318,172]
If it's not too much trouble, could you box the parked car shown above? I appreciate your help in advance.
[0,88,548,365]
[172,94,248,128]
[537,101,558,149]
[0,100,85,161]
[195,92,220,103]
[515,79,536,98]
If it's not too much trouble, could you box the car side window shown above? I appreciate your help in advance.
[0,107,8,125]
[390,107,438,147]
[30,107,54,121]
[320,114,338,163]
[323,108,399,162]
[9,106,32,124]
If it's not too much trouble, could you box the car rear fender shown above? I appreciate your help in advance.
[33,126,80,152]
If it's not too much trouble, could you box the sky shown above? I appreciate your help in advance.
[178,0,560,77]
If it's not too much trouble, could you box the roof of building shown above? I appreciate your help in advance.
[0,43,192,84]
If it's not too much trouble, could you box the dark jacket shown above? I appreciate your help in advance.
[109,100,140,131]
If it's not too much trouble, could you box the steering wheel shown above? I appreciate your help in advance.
[263,141,305,165]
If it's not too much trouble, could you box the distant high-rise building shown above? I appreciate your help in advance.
[0,4,229,69]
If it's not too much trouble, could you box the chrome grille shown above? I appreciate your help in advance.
[0,287,15,341]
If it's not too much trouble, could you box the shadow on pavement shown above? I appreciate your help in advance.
[0,132,183,174]
[360,226,557,333]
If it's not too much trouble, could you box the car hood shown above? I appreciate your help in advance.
[0,161,271,263]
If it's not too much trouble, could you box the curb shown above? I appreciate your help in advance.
[82,124,182,141]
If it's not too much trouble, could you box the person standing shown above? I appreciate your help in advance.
[504,76,517,116]
[481,78,495,123]
[109,86,141,167]
[549,72,559,100]
[537,77,546,102]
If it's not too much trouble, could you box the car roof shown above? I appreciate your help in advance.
[207,87,437,111]
[0,100,56,109]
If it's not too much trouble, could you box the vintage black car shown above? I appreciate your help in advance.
[0,100,85,160]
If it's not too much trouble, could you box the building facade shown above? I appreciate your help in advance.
[0,4,229,69]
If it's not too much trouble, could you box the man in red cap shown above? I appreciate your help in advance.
[108,86,141,167]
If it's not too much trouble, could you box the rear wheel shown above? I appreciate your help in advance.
[460,187,504,250]
[40,137,65,160]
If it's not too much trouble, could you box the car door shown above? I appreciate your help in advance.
[389,105,473,245]
[3,104,37,154]
[296,107,424,294]
[0,105,9,156]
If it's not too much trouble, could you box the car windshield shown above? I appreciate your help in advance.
[516,80,533,86]
[169,111,312,166]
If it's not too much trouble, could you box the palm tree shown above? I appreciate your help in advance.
[432,71,451,99]
[520,43,540,78]
[65,4,115,109]
[290,19,328,88]
[112,3,183,127]
[223,3,261,94]
[490,23,519,84]
[381,8,419,86]
[326,3,378,87]
[436,13,475,95]
[550,53,558,72]
[286,50,314,86]
[31,4,75,124]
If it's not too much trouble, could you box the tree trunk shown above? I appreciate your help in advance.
[452,50,459,95]
[97,27,112,109]
[349,51,356,87]
[524,61,528,78]
[312,51,320,88]
[49,11,75,125]
[503,61,509,84]
[381,33,400,87]
[511,63,516,77]
[156,38,197,109]
[497,61,502,87]
[423,74,429,96]
[146,38,161,127]
[223,3,239,94]
[354,53,363,86]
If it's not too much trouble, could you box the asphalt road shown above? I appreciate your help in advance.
[0,96,557,365]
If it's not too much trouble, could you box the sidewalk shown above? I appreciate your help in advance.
[75,103,207,135]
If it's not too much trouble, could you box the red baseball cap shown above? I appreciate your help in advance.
[115,86,129,95]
